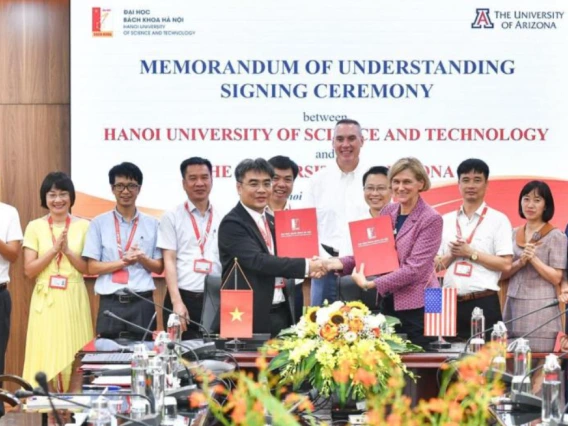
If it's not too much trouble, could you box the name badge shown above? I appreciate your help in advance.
[112,269,129,284]
[194,259,213,274]
[49,275,68,290]
[454,261,473,277]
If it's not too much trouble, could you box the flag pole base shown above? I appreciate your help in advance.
[225,338,246,352]
[429,336,451,350]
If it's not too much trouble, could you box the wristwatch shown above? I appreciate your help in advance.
[470,251,479,262]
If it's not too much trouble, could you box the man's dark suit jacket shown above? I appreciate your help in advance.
[218,202,306,334]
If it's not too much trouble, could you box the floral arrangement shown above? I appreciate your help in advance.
[265,300,422,402]
[188,336,504,426]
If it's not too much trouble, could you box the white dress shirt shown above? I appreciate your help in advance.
[303,161,369,256]
[0,203,23,283]
[439,202,513,295]
[157,200,222,292]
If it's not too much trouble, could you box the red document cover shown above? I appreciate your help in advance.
[349,216,399,276]
[274,208,319,258]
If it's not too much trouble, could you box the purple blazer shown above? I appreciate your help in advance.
[341,197,442,311]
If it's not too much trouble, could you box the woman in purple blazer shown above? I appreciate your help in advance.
[326,157,442,347]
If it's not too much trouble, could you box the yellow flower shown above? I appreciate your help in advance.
[329,311,346,325]
[346,301,369,311]
[305,306,319,323]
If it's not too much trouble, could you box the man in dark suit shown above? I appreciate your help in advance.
[218,158,325,337]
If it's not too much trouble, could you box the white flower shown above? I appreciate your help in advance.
[316,309,330,326]
[365,313,386,329]
[344,331,357,343]
[328,301,345,312]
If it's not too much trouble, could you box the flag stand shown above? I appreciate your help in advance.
[222,258,253,352]
[426,259,454,351]
[429,335,451,350]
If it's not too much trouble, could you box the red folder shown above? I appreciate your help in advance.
[274,208,319,258]
[349,216,399,276]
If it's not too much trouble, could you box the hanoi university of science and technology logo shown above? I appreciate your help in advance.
[472,8,494,29]
[92,7,113,37]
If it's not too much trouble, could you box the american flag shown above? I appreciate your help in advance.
[424,288,457,336]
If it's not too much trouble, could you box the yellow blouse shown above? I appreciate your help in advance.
[23,216,90,284]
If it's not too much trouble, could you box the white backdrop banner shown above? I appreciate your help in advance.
[71,0,568,226]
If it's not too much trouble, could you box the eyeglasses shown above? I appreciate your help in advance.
[112,183,140,193]
[46,192,70,200]
[238,180,273,190]
[364,185,389,193]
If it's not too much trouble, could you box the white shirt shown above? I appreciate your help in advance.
[240,203,308,304]
[0,203,23,283]
[439,202,513,294]
[157,200,222,292]
[303,161,369,256]
[265,200,291,218]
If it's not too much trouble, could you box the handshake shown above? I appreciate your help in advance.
[307,257,344,279]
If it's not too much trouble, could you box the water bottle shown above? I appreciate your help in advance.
[163,341,179,389]
[167,313,182,343]
[161,396,178,426]
[131,343,149,419]
[154,331,170,355]
[148,356,166,416]
[87,396,113,426]
[511,338,532,393]
[490,321,507,373]
[469,307,485,352]
[542,353,563,422]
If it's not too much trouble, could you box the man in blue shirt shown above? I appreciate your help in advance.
[83,162,163,340]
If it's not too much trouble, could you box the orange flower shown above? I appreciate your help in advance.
[188,390,206,408]
[349,317,364,333]
[320,323,339,341]
[229,396,247,424]
[255,356,268,371]
[372,327,381,338]
[354,368,377,387]
[386,413,402,426]
[426,398,447,413]
[340,305,352,313]
[333,368,350,384]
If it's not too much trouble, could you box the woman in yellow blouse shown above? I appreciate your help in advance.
[22,172,93,390]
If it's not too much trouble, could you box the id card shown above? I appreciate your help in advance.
[454,261,473,277]
[49,275,68,290]
[112,269,129,284]
[194,259,213,274]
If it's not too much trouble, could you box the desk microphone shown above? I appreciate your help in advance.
[35,372,63,426]
[123,288,212,341]
[461,299,560,355]
[103,310,201,362]
[15,387,156,425]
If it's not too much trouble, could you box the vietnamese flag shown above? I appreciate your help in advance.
[220,289,253,338]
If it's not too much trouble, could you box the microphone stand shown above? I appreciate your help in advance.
[35,372,63,426]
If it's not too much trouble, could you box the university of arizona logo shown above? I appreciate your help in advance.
[471,8,494,29]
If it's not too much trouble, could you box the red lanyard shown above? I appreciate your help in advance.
[257,215,273,252]
[456,206,488,244]
[184,202,214,257]
[48,215,71,271]
[113,213,139,257]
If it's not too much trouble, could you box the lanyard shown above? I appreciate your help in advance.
[456,206,488,244]
[48,215,71,272]
[113,213,139,257]
[257,215,273,252]
[184,202,214,257]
